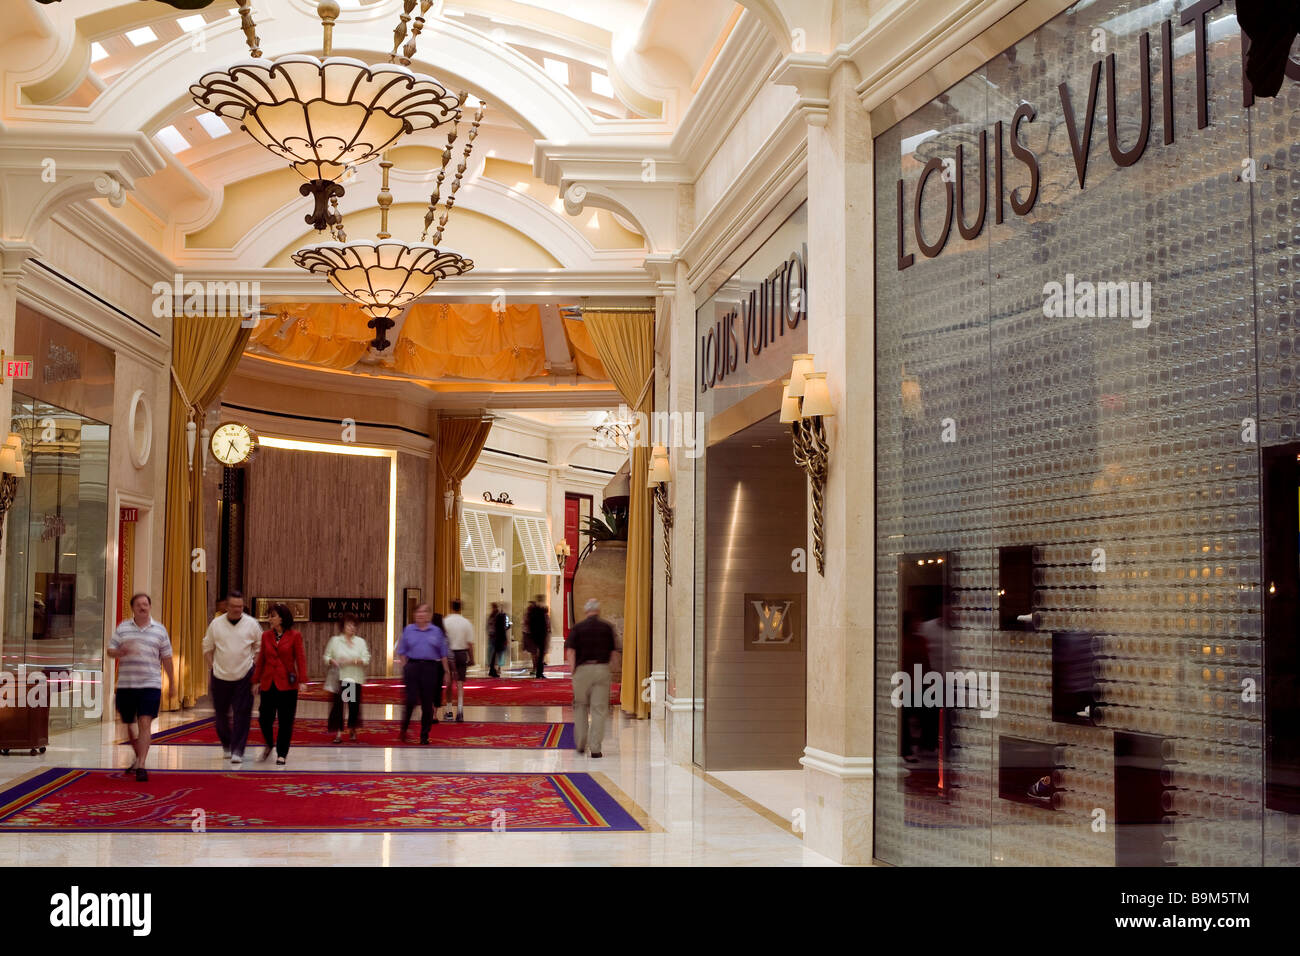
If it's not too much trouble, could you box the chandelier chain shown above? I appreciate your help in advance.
[421,105,462,241]
[388,1,417,64]
[236,0,262,58]
[429,102,485,246]
[400,2,436,66]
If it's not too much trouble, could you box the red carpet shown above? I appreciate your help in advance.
[140,717,572,749]
[299,677,620,707]
[0,768,645,832]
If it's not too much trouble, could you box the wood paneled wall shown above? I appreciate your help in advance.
[703,414,807,769]
[245,446,390,679]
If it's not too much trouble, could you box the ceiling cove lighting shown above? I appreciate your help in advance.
[190,1,462,230]
[293,99,484,350]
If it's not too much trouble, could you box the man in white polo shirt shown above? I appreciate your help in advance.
[108,593,174,782]
[202,590,262,765]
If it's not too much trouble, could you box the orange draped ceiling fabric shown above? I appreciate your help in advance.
[563,316,609,381]
[581,309,655,719]
[247,302,373,369]
[396,303,546,380]
[162,316,252,710]
[433,416,495,615]
[247,302,550,382]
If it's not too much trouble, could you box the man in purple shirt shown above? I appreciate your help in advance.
[395,603,452,743]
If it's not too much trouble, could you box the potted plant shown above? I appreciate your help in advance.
[572,500,629,638]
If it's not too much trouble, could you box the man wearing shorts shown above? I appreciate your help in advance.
[442,599,474,722]
[108,593,174,782]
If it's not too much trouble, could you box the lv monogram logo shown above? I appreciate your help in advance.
[751,600,794,645]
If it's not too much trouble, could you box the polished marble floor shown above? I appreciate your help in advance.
[0,696,836,866]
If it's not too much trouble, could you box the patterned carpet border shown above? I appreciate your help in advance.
[133,717,573,750]
[0,768,645,834]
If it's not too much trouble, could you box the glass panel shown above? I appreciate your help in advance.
[3,395,109,732]
[874,0,1279,865]
[1248,31,1300,865]
[874,69,993,864]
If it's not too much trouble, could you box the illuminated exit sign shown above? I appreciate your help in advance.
[1,354,33,382]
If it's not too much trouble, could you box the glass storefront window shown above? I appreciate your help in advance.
[3,395,109,731]
[873,0,1295,866]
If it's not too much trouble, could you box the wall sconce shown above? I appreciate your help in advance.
[647,444,673,585]
[0,433,26,540]
[554,539,571,592]
[781,355,833,575]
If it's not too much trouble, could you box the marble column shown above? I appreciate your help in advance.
[662,255,696,764]
[800,60,876,864]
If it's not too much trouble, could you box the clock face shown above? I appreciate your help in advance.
[211,422,257,466]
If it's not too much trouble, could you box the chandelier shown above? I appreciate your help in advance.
[293,101,485,349]
[191,1,461,230]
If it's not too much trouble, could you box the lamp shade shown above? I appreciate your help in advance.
[293,240,474,348]
[190,56,461,184]
[800,372,834,418]
[788,353,815,397]
[0,447,18,475]
[647,447,671,486]
[779,379,801,423]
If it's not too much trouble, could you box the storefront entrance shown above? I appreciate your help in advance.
[2,396,109,731]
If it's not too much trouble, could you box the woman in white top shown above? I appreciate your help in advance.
[323,613,371,743]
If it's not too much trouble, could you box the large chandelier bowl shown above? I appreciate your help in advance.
[293,240,474,348]
[191,56,461,226]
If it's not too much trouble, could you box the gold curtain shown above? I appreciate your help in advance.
[433,415,494,614]
[582,310,654,718]
[161,316,251,709]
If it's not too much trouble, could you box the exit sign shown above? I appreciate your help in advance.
[3,357,32,381]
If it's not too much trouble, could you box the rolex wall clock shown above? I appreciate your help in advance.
[211,422,258,467]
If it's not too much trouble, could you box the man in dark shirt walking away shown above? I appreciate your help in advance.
[524,595,550,679]
[564,599,621,757]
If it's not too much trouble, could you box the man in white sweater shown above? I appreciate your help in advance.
[202,591,263,764]
[442,599,475,722]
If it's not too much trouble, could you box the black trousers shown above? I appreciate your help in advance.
[211,667,254,756]
[530,645,546,678]
[402,660,443,740]
[327,680,363,733]
[258,686,299,758]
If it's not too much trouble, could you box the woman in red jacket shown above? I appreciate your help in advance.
[254,603,308,766]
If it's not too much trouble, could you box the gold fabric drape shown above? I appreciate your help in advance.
[162,316,251,709]
[582,310,654,718]
[247,302,550,382]
[248,303,373,368]
[563,316,609,380]
[396,304,546,380]
[433,416,494,614]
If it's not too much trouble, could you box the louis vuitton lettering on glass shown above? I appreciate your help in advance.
[874,0,1299,867]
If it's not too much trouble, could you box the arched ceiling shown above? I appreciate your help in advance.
[2,0,782,402]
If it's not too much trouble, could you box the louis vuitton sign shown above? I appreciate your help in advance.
[744,593,803,653]
[700,244,808,393]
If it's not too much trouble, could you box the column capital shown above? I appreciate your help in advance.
[0,241,41,284]
[769,50,858,127]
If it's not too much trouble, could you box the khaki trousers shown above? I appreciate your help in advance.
[572,662,611,753]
